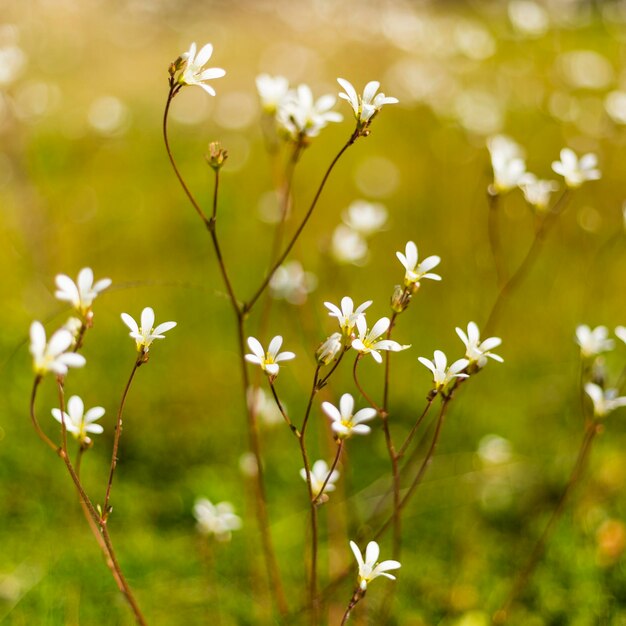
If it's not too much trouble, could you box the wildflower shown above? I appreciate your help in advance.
[352,315,410,364]
[317,332,343,365]
[455,322,503,369]
[396,241,441,289]
[324,296,373,337]
[615,326,626,345]
[487,135,527,193]
[51,395,104,444]
[342,200,387,236]
[585,383,626,418]
[256,74,290,114]
[120,307,177,352]
[349,540,401,590]
[300,460,340,500]
[55,267,111,315]
[30,321,86,376]
[552,148,601,188]
[193,498,242,541]
[175,42,226,96]
[337,78,398,132]
[518,174,559,212]
[331,225,369,265]
[269,261,317,305]
[575,325,614,358]
[245,335,295,377]
[418,350,469,391]
[322,393,376,438]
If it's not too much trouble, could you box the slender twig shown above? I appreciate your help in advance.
[318,346,349,389]
[397,397,435,459]
[313,440,344,506]
[487,191,508,288]
[340,586,365,625]
[268,380,299,435]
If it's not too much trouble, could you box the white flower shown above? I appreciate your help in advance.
[551,148,601,188]
[331,225,369,265]
[322,393,376,438]
[120,307,177,352]
[418,350,469,390]
[342,200,388,236]
[455,322,503,369]
[193,498,242,541]
[396,241,441,288]
[55,267,112,315]
[245,335,295,377]
[29,321,86,376]
[51,395,104,443]
[317,332,343,365]
[247,387,284,426]
[585,383,626,418]
[276,84,342,140]
[177,42,226,96]
[349,540,401,590]
[337,78,398,129]
[324,296,373,337]
[256,74,290,113]
[575,325,614,358]
[487,135,527,193]
[616,326,626,345]
[269,261,317,305]
[300,460,340,500]
[518,173,559,211]
[352,316,410,364]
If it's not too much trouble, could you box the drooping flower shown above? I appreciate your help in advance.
[29,321,86,376]
[518,173,559,212]
[55,267,111,315]
[193,498,242,541]
[342,200,388,236]
[324,296,373,337]
[487,135,527,193]
[585,383,626,418]
[352,315,410,364]
[337,78,398,131]
[575,325,614,358]
[322,393,376,438]
[317,332,343,365]
[256,74,290,113]
[120,307,177,352]
[455,322,503,369]
[418,350,469,391]
[551,148,601,188]
[51,395,104,444]
[300,460,340,500]
[245,335,295,377]
[349,540,401,590]
[175,42,226,96]
[396,241,441,289]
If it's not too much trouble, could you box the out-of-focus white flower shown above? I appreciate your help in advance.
[256,74,290,114]
[51,395,104,444]
[55,268,111,315]
[477,434,513,465]
[604,91,626,125]
[337,78,398,130]
[575,325,614,358]
[518,174,559,212]
[487,135,526,194]
[331,225,369,265]
[585,383,626,418]
[120,307,176,352]
[552,148,601,188]
[352,316,410,364]
[176,43,226,96]
[193,498,242,541]
[324,296,373,337]
[322,393,376,438]
[342,200,388,236]
[418,350,469,391]
[62,317,83,339]
[276,84,342,140]
[269,261,317,305]
[455,322,503,369]
[245,336,295,377]
[317,332,343,365]
[300,460,340,500]
[616,326,626,345]
[30,322,85,376]
[247,387,284,426]
[396,241,441,289]
[238,451,259,477]
[349,540,401,590]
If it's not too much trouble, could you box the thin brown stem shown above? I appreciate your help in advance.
[317,346,349,389]
[397,397,435,459]
[268,380,299,436]
[29,376,57,452]
[340,586,365,625]
[352,356,384,415]
[313,440,344,506]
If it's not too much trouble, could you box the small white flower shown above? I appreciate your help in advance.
[418,350,469,390]
[487,135,527,193]
[247,387,284,427]
[245,335,295,377]
[396,241,441,288]
[455,322,503,369]
[300,460,340,500]
[177,42,226,96]
[585,383,626,418]
[256,74,290,113]
[322,393,376,438]
[331,225,369,265]
[269,261,317,305]
[337,78,398,129]
[29,321,86,376]
[193,498,242,541]
[551,148,601,188]
[342,200,388,236]
[324,296,373,337]
[616,326,626,345]
[51,395,104,444]
[317,332,343,365]
[55,267,112,315]
[349,540,401,590]
[352,315,410,364]
[518,173,559,212]
[120,307,177,352]
[575,325,614,358]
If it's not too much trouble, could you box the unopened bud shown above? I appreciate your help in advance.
[390,285,412,313]
[317,332,343,365]
[207,141,228,170]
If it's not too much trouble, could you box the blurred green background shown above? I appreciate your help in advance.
[2,0,626,624]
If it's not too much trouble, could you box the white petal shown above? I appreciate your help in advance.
[268,336,283,358]
[195,43,213,67]
[352,407,377,424]
[47,330,73,356]
[153,321,177,335]
[350,541,364,568]
[322,402,342,422]
[67,395,84,421]
[77,268,94,294]
[247,337,265,360]
[339,393,354,419]
[84,407,105,423]
[121,313,138,333]
[30,321,46,356]
[369,317,390,341]
[141,307,155,332]
[274,351,296,362]
[365,541,380,566]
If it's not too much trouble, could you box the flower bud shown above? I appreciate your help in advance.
[390,285,412,313]
[317,332,342,365]
[206,141,228,170]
